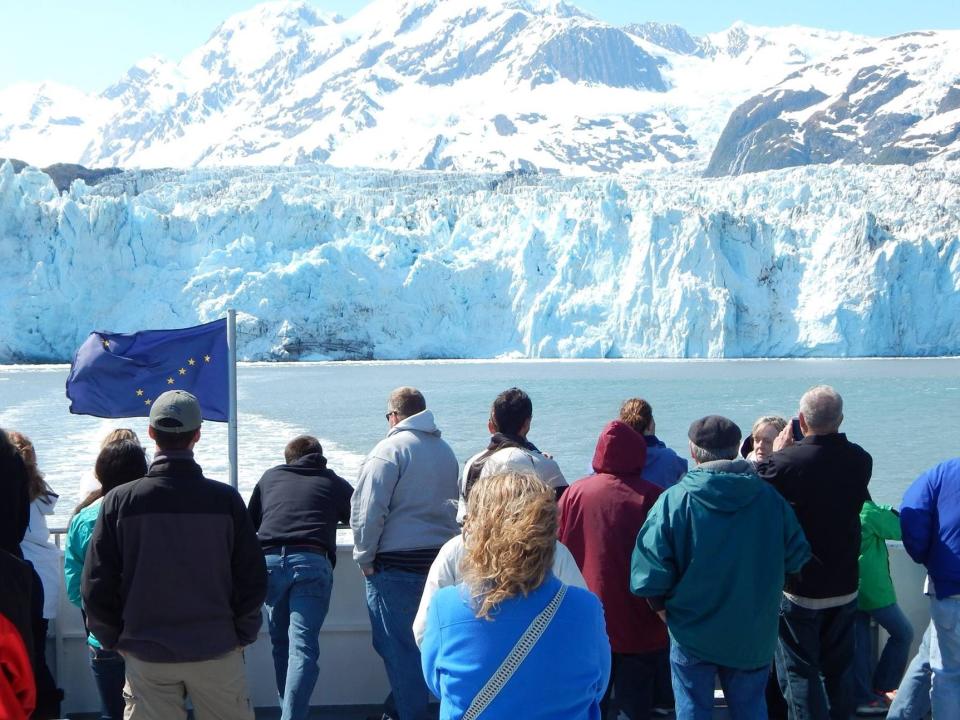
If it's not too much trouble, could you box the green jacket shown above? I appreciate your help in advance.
[64,499,102,648]
[858,501,901,611]
[631,460,811,669]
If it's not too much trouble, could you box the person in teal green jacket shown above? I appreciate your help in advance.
[631,416,810,720]
[853,500,914,715]
[63,439,146,720]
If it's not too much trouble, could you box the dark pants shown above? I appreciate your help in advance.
[90,647,126,720]
[30,570,62,720]
[775,597,857,720]
[601,649,668,719]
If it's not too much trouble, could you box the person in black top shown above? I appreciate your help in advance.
[83,391,266,720]
[757,385,872,720]
[248,435,353,720]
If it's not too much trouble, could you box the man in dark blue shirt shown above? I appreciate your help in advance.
[248,435,353,720]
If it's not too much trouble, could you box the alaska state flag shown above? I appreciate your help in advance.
[66,318,229,421]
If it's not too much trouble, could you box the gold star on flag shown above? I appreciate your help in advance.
[136,389,144,397]
[144,398,152,405]
[167,377,175,385]
[188,358,196,366]
[204,355,211,363]
[102,338,111,349]
[179,368,187,375]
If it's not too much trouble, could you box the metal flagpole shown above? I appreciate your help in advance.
[227,309,239,490]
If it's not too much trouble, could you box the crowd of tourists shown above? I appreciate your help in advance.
[1,383,958,720]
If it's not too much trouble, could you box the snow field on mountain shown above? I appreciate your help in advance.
[4,0,931,174]
[2,160,959,362]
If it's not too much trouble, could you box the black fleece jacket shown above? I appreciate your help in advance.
[82,450,267,662]
[757,433,872,599]
[248,453,353,565]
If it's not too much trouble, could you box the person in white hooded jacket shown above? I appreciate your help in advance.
[351,387,460,720]
[11,433,60,622]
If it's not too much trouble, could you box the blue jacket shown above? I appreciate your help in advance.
[900,458,960,598]
[422,574,610,720]
[643,435,688,489]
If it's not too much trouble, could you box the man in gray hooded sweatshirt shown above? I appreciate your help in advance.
[351,386,460,720]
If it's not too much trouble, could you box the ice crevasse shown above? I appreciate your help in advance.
[1,160,959,362]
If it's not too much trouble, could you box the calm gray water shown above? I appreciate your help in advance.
[2,359,959,528]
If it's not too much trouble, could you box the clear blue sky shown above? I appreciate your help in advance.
[1,0,956,93]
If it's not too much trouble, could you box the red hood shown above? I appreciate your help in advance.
[591,420,647,476]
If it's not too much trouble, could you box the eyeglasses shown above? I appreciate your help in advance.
[385,410,398,420]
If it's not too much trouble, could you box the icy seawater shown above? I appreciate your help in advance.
[1,358,959,529]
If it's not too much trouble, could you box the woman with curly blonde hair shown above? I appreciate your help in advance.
[421,472,610,719]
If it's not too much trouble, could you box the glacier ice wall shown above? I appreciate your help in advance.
[1,160,959,361]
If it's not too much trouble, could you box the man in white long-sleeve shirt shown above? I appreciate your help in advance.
[351,387,459,720]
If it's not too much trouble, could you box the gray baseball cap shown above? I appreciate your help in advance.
[149,390,202,434]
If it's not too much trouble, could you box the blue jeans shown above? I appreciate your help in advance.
[929,596,960,719]
[854,604,914,703]
[888,622,932,720]
[89,647,125,720]
[365,568,430,720]
[775,596,856,720]
[670,642,769,720]
[264,550,334,720]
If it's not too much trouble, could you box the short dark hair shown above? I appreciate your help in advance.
[151,427,199,451]
[285,435,322,464]
[490,388,533,436]
[388,387,427,419]
[96,440,148,494]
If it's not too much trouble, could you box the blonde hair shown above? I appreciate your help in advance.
[8,431,53,502]
[751,415,787,439]
[619,398,653,434]
[462,472,557,620]
[100,428,140,450]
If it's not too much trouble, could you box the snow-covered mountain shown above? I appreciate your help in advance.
[3,159,959,361]
[706,31,960,176]
[3,0,934,175]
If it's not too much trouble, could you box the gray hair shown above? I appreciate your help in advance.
[799,385,843,433]
[689,441,739,465]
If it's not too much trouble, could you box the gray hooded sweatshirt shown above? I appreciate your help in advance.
[351,410,460,566]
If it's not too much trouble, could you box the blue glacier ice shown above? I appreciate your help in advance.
[2,160,959,361]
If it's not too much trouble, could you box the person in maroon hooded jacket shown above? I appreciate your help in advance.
[558,420,668,720]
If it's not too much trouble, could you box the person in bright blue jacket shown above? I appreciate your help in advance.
[421,471,610,720]
[890,458,960,719]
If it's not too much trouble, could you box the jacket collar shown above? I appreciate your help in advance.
[799,432,848,446]
[289,452,328,470]
[147,450,204,479]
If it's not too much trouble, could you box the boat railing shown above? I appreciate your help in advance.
[45,528,931,715]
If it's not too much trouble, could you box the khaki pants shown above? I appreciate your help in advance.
[123,648,255,720]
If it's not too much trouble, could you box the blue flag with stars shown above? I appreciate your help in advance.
[66,318,229,421]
